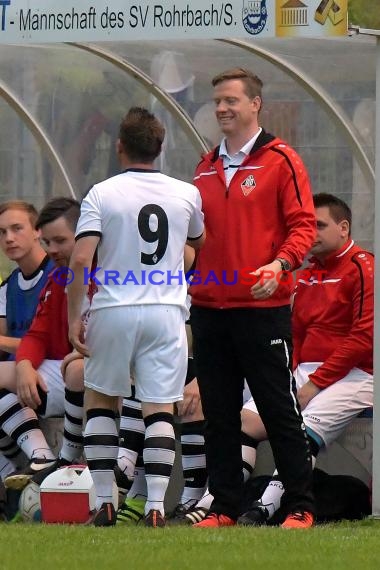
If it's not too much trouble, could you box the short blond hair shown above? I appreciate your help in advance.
[212,68,263,100]
[0,200,38,228]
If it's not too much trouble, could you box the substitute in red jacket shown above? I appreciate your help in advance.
[15,199,81,412]
[293,192,373,406]
[239,192,373,525]
[16,275,71,371]
[189,67,315,529]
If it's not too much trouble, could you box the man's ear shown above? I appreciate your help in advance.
[34,228,42,241]
[251,96,262,113]
[340,219,350,236]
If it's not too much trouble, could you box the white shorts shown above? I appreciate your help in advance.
[242,362,373,447]
[84,305,188,403]
[38,360,65,418]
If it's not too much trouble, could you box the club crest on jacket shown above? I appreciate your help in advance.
[241,174,256,196]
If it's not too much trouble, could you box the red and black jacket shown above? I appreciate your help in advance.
[293,241,374,389]
[190,130,316,308]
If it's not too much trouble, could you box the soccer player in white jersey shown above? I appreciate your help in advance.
[68,107,205,527]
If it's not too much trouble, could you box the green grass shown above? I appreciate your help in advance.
[2,519,380,570]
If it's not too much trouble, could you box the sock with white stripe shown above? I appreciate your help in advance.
[259,474,285,518]
[179,420,207,507]
[126,454,147,499]
[0,453,14,481]
[60,388,84,463]
[194,432,258,512]
[84,408,118,510]
[143,412,175,517]
[0,389,54,460]
[259,453,317,519]
[0,429,25,479]
[118,395,145,482]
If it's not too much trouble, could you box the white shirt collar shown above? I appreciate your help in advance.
[219,128,262,159]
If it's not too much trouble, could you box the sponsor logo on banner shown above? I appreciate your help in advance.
[276,0,348,37]
[242,0,267,35]
[0,1,347,42]
[279,0,309,28]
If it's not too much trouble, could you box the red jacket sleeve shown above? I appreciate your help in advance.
[16,276,72,368]
[275,147,316,270]
[309,253,374,389]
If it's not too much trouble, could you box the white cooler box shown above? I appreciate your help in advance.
[40,465,118,524]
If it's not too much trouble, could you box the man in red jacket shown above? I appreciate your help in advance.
[238,193,373,525]
[3,198,85,490]
[190,68,316,528]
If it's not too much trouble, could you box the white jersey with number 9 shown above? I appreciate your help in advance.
[76,168,204,312]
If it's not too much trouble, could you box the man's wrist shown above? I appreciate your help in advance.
[275,257,292,272]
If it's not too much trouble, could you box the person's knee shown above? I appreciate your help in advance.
[0,362,17,393]
[141,401,173,419]
[241,408,267,441]
[85,388,118,411]
[64,359,84,392]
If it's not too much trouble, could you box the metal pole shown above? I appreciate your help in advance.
[69,42,209,156]
[372,34,380,518]
[0,79,76,199]
[220,38,375,193]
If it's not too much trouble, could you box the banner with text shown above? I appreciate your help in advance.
[0,1,348,44]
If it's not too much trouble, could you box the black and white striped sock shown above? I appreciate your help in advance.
[143,412,175,516]
[118,395,145,482]
[60,388,84,463]
[126,454,147,499]
[179,420,207,506]
[0,389,54,460]
[0,428,25,475]
[84,408,118,510]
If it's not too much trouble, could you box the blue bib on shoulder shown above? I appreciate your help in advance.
[6,258,55,341]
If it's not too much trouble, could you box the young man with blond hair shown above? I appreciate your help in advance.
[0,200,54,483]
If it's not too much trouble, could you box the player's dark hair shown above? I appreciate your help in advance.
[0,200,39,228]
[118,107,165,163]
[36,197,80,231]
[313,193,352,236]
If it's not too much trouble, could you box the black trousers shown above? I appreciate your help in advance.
[191,305,315,520]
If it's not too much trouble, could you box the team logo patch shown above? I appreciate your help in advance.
[241,174,256,196]
[242,1,268,35]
